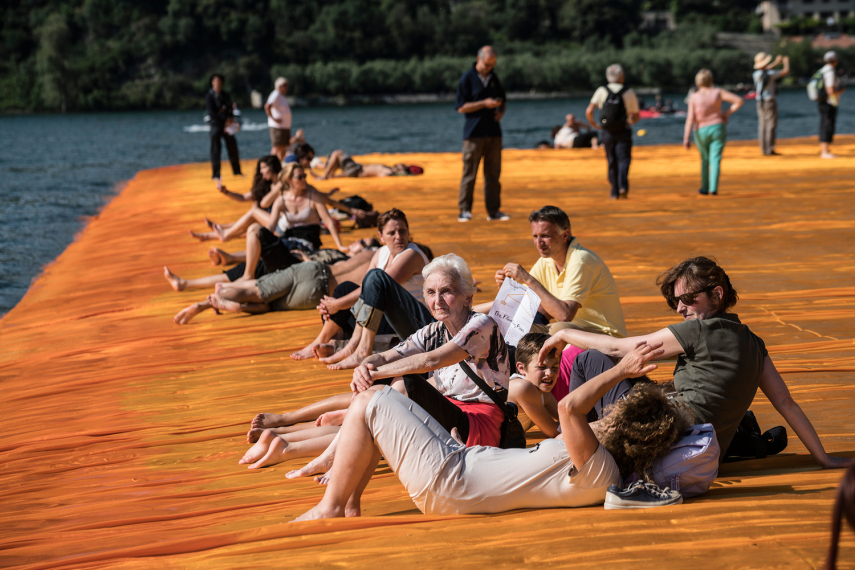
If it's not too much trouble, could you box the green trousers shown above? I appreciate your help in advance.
[693,123,727,195]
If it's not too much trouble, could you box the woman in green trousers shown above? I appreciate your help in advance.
[683,69,744,195]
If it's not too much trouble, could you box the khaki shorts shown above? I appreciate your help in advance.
[366,386,464,512]
[256,261,328,311]
[269,127,291,147]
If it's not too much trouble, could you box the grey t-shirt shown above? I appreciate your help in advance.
[668,313,768,453]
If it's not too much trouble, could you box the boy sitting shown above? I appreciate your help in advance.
[508,332,562,437]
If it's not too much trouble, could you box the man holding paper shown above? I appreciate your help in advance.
[487,205,626,338]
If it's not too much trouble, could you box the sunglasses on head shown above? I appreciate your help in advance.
[668,287,711,309]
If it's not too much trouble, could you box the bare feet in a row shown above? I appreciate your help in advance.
[189,230,214,242]
[174,302,205,324]
[205,216,216,229]
[251,413,288,429]
[286,449,334,480]
[315,410,346,427]
[208,247,235,266]
[239,434,290,469]
[290,344,317,360]
[213,223,226,241]
[208,294,240,313]
[325,349,369,371]
[163,266,186,292]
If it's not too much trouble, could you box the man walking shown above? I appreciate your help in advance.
[265,77,292,161]
[752,53,789,156]
[455,46,509,222]
[586,64,639,199]
[816,51,845,159]
[206,73,242,185]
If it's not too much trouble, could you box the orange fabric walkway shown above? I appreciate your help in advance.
[2,137,854,569]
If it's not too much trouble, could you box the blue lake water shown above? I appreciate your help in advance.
[1,90,853,315]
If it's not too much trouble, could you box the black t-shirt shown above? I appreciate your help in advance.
[206,89,233,127]
[667,313,768,454]
[455,64,505,139]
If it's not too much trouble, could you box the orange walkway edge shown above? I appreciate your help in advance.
[2,137,855,569]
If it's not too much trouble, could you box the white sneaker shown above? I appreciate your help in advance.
[458,210,472,222]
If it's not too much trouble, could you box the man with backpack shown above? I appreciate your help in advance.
[586,64,640,199]
[810,51,846,159]
[752,53,789,156]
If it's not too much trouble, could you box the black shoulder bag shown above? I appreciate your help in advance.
[458,362,527,449]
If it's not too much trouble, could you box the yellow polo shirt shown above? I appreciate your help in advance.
[529,238,627,337]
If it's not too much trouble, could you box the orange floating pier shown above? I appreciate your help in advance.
[2,137,855,568]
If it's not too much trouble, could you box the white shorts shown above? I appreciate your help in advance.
[365,386,465,511]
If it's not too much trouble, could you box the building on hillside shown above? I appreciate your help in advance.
[759,0,855,31]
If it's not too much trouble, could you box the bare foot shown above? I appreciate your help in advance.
[291,504,344,522]
[208,294,241,313]
[314,473,331,485]
[285,451,334,479]
[821,152,837,159]
[345,498,360,518]
[246,427,265,443]
[326,350,369,371]
[312,343,335,359]
[205,216,215,229]
[291,344,318,360]
[239,435,273,465]
[189,230,214,242]
[209,247,229,266]
[319,344,353,365]
[163,266,186,292]
[247,437,291,469]
[251,413,288,429]
[174,302,206,324]
[213,223,226,241]
[315,409,346,427]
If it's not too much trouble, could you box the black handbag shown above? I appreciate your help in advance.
[458,362,527,449]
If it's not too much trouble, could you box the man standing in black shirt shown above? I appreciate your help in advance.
[455,46,509,223]
[206,73,242,185]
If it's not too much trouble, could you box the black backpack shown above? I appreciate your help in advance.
[599,85,628,133]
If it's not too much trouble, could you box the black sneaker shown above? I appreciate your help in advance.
[458,210,472,222]
[604,481,683,510]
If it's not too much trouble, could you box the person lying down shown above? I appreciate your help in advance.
[286,341,689,520]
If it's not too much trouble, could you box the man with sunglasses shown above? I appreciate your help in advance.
[536,256,849,470]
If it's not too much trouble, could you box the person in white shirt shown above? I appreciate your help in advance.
[553,114,599,149]
[817,51,845,159]
[752,52,789,156]
[265,77,293,161]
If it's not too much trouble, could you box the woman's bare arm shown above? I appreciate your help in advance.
[267,196,284,233]
[538,327,683,365]
[259,183,281,209]
[351,342,470,393]
[720,89,744,120]
[758,357,853,469]
[311,192,346,250]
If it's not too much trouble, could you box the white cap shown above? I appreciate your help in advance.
[824,51,838,63]
[274,77,288,88]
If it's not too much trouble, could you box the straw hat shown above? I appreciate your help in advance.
[754,52,773,70]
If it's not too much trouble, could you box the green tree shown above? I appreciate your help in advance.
[35,11,73,111]
[559,0,644,48]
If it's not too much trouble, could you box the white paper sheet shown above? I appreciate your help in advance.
[488,277,542,346]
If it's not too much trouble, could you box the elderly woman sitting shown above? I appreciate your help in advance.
[243,254,511,470]
[291,341,690,520]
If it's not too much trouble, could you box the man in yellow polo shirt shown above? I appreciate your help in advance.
[493,205,626,337]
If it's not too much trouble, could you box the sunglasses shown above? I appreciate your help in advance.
[292,174,306,180]
[667,287,711,309]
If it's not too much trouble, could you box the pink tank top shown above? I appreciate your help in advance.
[691,88,723,128]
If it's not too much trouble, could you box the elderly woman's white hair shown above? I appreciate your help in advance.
[422,253,477,305]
